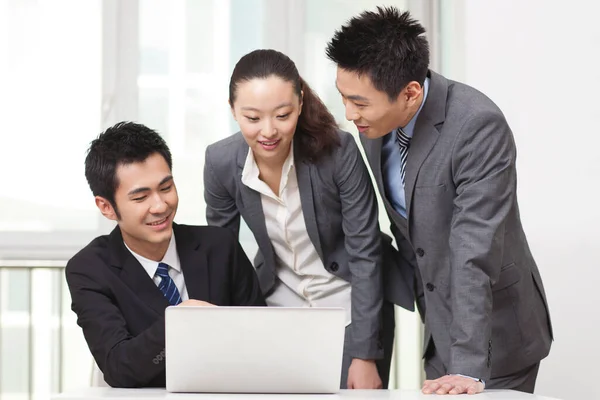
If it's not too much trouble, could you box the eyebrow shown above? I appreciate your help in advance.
[127,175,173,196]
[335,83,370,103]
[240,102,293,112]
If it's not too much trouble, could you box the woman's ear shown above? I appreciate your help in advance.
[228,100,237,121]
[299,90,304,115]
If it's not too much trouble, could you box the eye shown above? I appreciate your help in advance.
[161,185,172,192]
[276,113,290,120]
[245,116,259,122]
[355,103,367,109]
[132,196,147,202]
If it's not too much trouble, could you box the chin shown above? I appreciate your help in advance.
[370,130,387,139]
[152,226,173,240]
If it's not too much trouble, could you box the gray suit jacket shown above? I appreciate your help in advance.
[360,71,553,381]
[204,130,412,360]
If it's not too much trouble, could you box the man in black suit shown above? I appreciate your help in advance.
[66,122,265,388]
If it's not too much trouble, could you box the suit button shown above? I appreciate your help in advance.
[426,283,435,292]
[330,262,339,272]
[416,248,425,257]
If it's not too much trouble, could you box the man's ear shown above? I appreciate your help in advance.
[403,81,423,104]
[95,196,118,221]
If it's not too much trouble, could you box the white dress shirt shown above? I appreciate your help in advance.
[124,232,189,301]
[241,145,352,325]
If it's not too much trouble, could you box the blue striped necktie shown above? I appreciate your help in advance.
[155,262,182,306]
[396,127,411,185]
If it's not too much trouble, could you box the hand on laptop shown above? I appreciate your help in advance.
[178,299,216,307]
[347,359,382,389]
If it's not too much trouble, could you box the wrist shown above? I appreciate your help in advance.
[451,374,485,388]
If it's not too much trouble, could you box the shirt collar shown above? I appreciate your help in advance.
[124,231,180,279]
[241,142,295,194]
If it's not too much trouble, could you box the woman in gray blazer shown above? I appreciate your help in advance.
[203,49,406,389]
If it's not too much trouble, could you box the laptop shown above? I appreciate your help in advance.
[165,306,345,393]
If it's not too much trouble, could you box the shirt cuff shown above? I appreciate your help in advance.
[452,374,485,389]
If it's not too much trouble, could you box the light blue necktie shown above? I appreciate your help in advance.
[155,262,182,306]
[396,127,411,185]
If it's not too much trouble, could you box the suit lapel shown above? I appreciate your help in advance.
[404,123,440,219]
[173,224,210,301]
[405,71,448,220]
[108,227,169,316]
[295,156,324,260]
[236,144,277,268]
[363,136,386,196]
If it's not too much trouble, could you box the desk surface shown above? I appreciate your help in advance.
[52,388,561,400]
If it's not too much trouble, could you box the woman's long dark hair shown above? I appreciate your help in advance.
[229,49,340,162]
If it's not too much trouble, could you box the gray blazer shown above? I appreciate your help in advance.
[204,130,412,360]
[360,71,553,381]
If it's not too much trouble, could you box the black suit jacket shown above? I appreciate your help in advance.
[65,223,266,388]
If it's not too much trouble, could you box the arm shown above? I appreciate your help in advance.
[336,135,384,360]
[447,111,516,381]
[66,263,166,388]
[204,145,241,235]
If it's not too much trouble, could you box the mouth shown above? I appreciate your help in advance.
[355,124,369,133]
[258,139,281,150]
[146,213,171,230]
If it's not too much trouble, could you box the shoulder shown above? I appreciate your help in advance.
[336,129,358,148]
[329,129,360,161]
[445,78,507,125]
[312,130,367,184]
[206,132,246,158]
[205,132,246,167]
[176,224,238,247]
[66,234,111,276]
[204,132,247,188]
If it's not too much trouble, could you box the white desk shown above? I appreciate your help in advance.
[52,388,561,400]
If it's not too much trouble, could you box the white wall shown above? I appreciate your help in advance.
[442,1,600,399]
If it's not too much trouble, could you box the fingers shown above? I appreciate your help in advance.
[468,382,484,395]
[422,381,440,394]
[449,385,464,394]
[179,299,216,307]
[436,383,453,395]
[346,378,354,390]
[422,376,484,395]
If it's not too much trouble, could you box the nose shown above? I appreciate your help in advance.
[344,102,359,121]
[149,193,168,214]
[261,119,277,138]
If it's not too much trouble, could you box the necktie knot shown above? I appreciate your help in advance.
[156,262,170,279]
[396,128,411,148]
[155,262,182,306]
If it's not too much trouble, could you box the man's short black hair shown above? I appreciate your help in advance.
[326,6,430,101]
[84,122,172,217]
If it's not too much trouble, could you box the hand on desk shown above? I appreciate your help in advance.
[347,359,382,389]
[422,375,484,395]
[178,299,216,307]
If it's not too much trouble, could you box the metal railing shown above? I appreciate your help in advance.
[0,261,91,400]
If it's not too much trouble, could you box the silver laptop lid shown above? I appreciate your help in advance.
[165,306,345,394]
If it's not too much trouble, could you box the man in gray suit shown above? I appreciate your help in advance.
[326,7,552,395]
